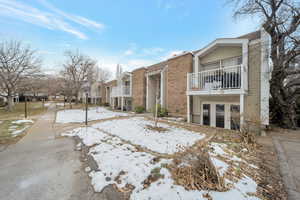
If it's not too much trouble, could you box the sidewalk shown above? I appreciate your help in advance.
[0,104,119,200]
[272,130,300,200]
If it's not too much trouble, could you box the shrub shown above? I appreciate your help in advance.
[134,106,145,113]
[152,104,168,117]
[103,102,110,107]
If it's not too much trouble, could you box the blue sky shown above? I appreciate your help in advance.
[0,0,260,75]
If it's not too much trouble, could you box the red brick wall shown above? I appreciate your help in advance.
[132,68,146,109]
[166,54,193,116]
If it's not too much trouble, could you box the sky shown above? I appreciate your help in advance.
[0,0,260,76]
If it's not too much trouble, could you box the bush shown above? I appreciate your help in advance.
[152,104,168,117]
[103,102,110,107]
[134,106,145,113]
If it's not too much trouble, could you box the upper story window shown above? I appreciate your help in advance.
[200,56,242,71]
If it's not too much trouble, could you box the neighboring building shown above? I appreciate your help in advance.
[99,29,270,132]
[110,65,133,111]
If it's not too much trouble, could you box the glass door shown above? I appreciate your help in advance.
[202,104,210,126]
[216,104,225,128]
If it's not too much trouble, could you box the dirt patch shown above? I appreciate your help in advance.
[145,124,169,132]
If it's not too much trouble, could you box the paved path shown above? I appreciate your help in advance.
[0,104,121,200]
[273,131,300,200]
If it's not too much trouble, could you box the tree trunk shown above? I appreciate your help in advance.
[6,96,13,111]
[270,76,297,129]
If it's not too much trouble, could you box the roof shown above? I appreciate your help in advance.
[146,60,168,73]
[192,30,261,55]
[237,30,261,41]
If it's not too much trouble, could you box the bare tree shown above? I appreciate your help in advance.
[60,50,97,104]
[229,0,300,128]
[95,67,111,84]
[0,40,41,111]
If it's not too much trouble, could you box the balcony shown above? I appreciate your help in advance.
[111,85,131,97]
[187,65,246,95]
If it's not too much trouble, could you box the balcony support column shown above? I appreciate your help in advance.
[160,71,164,107]
[121,97,124,111]
[240,94,245,129]
[146,75,149,111]
[187,95,191,123]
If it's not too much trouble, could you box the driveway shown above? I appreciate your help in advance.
[0,104,120,200]
[272,130,300,200]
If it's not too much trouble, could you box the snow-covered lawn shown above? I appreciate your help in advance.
[62,123,261,200]
[92,117,205,154]
[56,107,129,123]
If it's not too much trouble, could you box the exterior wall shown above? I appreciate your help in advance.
[132,68,146,109]
[200,46,242,64]
[100,83,107,103]
[166,53,193,116]
[244,41,261,130]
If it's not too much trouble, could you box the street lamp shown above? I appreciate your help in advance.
[82,81,91,126]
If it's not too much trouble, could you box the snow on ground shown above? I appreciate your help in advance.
[12,119,34,124]
[63,127,170,193]
[56,107,129,123]
[92,117,205,154]
[131,168,259,200]
[11,126,30,136]
[62,125,261,200]
[7,120,33,137]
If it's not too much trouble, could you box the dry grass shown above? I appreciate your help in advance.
[0,120,33,144]
[0,102,47,120]
[168,148,227,192]
[145,124,169,132]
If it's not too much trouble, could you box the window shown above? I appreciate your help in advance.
[216,104,225,128]
[221,56,242,67]
[230,105,240,130]
[202,104,210,126]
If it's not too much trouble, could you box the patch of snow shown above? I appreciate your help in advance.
[63,123,261,200]
[89,134,170,193]
[56,107,129,123]
[9,125,18,131]
[92,117,205,154]
[85,167,91,172]
[12,119,34,124]
[11,125,30,137]
[62,127,110,146]
[210,157,229,176]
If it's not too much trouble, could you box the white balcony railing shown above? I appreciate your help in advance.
[188,65,244,91]
[111,85,131,97]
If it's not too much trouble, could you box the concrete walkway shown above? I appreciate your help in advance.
[0,104,120,200]
[273,132,300,200]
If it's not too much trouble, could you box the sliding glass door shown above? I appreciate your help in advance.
[216,104,225,128]
[202,104,210,126]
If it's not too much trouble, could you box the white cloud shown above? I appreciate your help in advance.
[124,49,134,56]
[0,0,104,39]
[37,0,105,30]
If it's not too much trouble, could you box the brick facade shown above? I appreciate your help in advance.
[166,53,193,116]
[132,68,147,109]
[244,42,262,130]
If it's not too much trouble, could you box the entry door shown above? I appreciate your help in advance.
[202,104,211,126]
[216,104,225,128]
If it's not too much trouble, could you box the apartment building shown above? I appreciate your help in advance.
[110,65,133,111]
[101,29,270,131]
